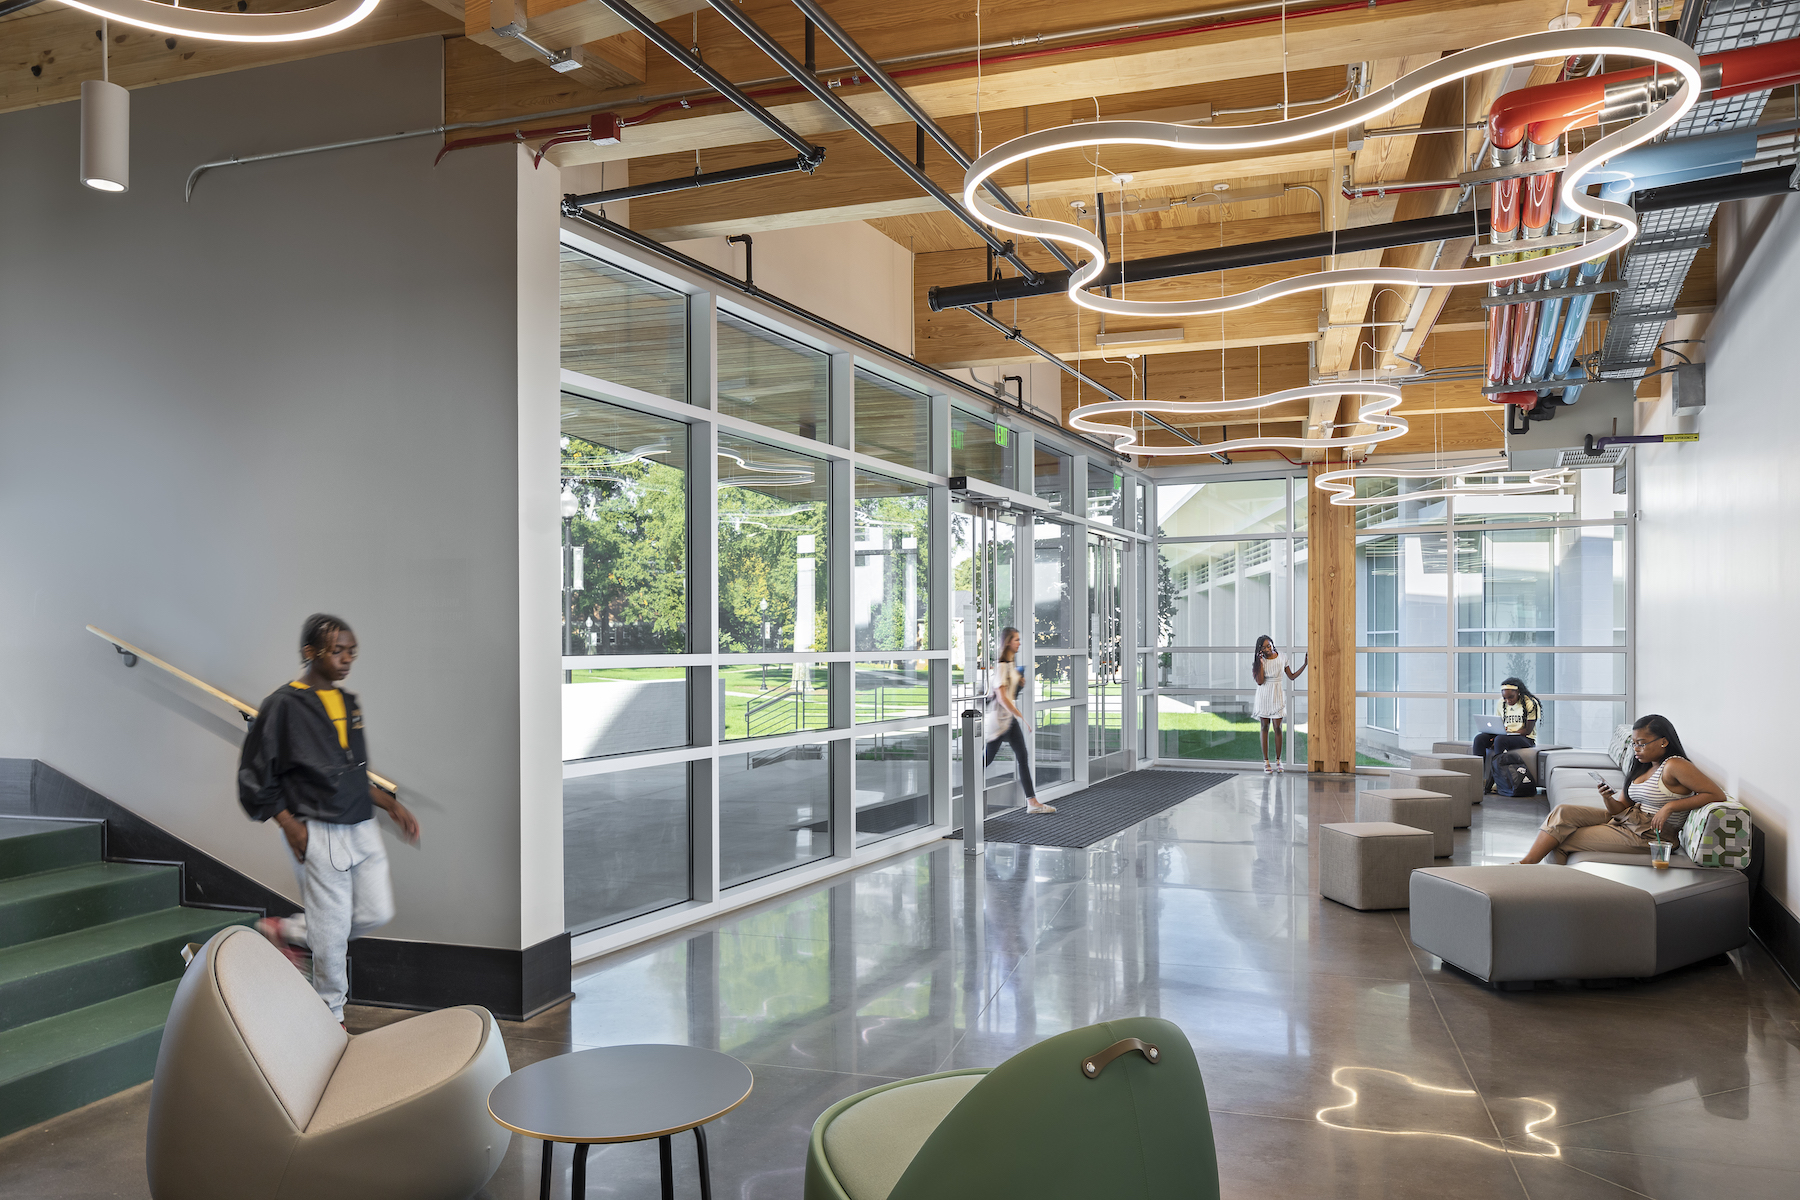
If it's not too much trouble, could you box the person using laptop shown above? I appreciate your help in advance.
[1471,676,1540,793]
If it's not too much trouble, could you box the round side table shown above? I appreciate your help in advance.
[488,1044,753,1200]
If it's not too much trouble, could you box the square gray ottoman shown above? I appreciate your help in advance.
[1409,864,1748,985]
[1409,753,1485,792]
[1319,822,1435,911]
[1356,788,1455,857]
[1387,767,1476,829]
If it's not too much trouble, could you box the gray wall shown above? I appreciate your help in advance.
[1636,193,1798,925]
[0,39,531,948]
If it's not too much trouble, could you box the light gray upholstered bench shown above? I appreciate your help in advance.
[1409,753,1485,789]
[1386,767,1477,829]
[1319,823,1436,910]
[1356,789,1455,858]
[1409,863,1748,986]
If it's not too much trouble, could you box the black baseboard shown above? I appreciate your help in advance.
[4,758,574,1020]
[1751,885,1800,991]
[1,758,298,917]
[348,933,573,1022]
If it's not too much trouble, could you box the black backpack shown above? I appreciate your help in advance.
[1493,750,1537,798]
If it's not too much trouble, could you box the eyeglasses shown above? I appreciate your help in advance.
[1629,737,1660,748]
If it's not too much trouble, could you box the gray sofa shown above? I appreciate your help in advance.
[1537,747,1627,811]
[1430,740,1570,785]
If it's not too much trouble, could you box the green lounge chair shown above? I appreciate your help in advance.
[805,1017,1219,1200]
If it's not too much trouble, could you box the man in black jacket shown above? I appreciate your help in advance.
[238,613,419,1022]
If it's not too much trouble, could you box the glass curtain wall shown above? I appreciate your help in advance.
[1355,467,1628,764]
[1150,480,1304,765]
[1143,469,1630,769]
[556,234,1150,942]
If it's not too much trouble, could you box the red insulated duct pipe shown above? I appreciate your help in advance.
[1521,167,1556,236]
[1486,285,1513,386]
[1489,175,1522,242]
[1488,36,1800,151]
[438,0,1425,162]
[1505,275,1541,383]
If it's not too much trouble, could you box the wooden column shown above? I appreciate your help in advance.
[1306,465,1356,773]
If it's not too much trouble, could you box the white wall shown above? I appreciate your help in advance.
[669,222,913,351]
[1635,193,1798,921]
[0,41,540,950]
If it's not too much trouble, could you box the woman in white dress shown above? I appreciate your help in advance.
[1251,635,1307,773]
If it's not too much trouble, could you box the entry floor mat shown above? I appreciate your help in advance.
[948,769,1234,849]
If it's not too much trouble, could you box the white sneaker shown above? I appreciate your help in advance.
[1263,762,1273,774]
[1275,762,1286,774]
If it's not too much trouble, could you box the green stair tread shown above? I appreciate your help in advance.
[0,907,253,987]
[0,817,91,841]
[0,980,180,1087]
[0,820,101,880]
[0,861,175,904]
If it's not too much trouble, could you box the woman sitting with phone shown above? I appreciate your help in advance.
[1514,714,1725,864]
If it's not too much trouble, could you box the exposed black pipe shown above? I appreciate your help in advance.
[931,165,1797,312]
[931,208,1498,311]
[566,156,810,208]
[592,0,824,166]
[560,208,1126,458]
[702,0,1038,283]
[727,233,755,291]
[786,0,1081,277]
[0,0,44,16]
[1636,164,1799,211]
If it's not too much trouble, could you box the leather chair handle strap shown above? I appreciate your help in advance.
[1079,1038,1160,1078]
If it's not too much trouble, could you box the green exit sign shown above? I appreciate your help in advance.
[951,429,964,450]
[995,425,1010,447]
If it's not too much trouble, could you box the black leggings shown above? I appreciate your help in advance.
[1472,732,1534,784]
[984,720,1036,799]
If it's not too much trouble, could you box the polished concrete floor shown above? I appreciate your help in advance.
[4,771,1798,1198]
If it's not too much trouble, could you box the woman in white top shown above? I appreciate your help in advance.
[1515,714,1724,863]
[985,627,1054,814]
[1251,635,1307,774]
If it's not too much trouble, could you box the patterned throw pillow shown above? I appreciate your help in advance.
[1605,724,1633,774]
[1679,801,1753,869]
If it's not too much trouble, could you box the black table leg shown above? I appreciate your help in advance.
[539,1142,553,1200]
[659,1134,674,1200]
[573,1144,589,1196]
[693,1125,713,1200]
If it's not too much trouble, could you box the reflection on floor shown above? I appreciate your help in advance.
[4,773,1798,1199]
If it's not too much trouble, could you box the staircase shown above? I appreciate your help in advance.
[0,817,255,1138]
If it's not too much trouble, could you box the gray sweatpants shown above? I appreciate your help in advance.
[278,818,395,1020]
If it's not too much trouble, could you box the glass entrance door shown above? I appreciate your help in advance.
[950,503,1020,812]
[1088,532,1130,781]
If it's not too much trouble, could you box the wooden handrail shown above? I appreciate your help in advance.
[87,625,399,795]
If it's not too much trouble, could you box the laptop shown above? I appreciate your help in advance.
[1472,713,1508,735]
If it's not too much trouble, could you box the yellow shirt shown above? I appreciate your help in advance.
[291,681,350,749]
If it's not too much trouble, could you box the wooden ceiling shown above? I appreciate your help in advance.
[3,0,1721,466]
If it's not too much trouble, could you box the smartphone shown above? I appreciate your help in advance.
[1589,772,1611,790]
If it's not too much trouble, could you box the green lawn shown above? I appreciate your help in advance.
[1155,709,1388,765]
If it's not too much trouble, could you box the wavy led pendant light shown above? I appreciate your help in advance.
[1069,384,1406,457]
[1313,459,1572,506]
[59,0,381,43]
[960,28,1702,322]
